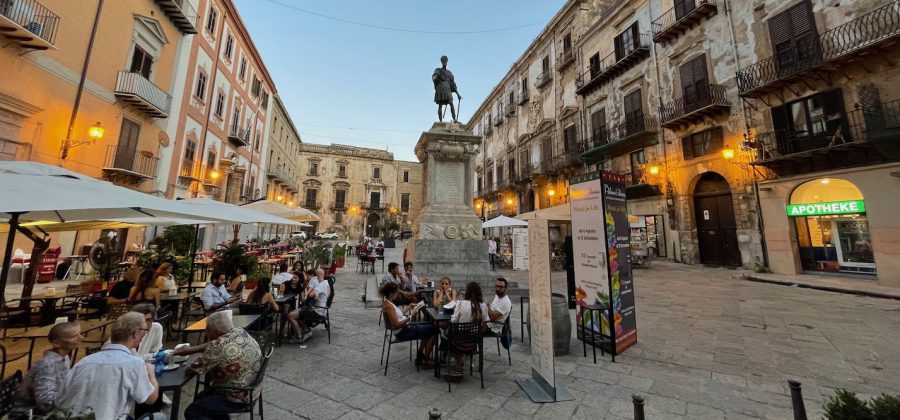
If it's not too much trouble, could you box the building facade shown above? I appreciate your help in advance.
[263,95,303,206]
[0,0,198,254]
[295,143,423,238]
[161,0,275,205]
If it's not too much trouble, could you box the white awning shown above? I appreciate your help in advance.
[483,215,528,228]
[515,204,571,222]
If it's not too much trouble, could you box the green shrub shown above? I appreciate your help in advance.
[823,389,872,420]
[870,394,900,420]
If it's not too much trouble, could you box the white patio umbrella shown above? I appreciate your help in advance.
[241,200,321,222]
[483,215,528,228]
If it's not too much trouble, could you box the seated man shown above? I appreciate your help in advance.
[56,312,159,420]
[288,268,330,343]
[381,262,417,305]
[402,261,425,293]
[183,311,263,419]
[203,272,240,312]
[487,278,513,335]
[12,322,82,417]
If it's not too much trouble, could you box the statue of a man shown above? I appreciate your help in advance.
[433,55,462,123]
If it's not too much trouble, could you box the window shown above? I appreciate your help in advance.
[590,108,607,145]
[542,55,550,72]
[623,89,644,134]
[309,162,318,176]
[614,22,640,61]
[496,165,503,183]
[508,158,515,180]
[305,189,318,206]
[477,176,483,192]
[681,127,724,160]
[231,107,240,133]
[563,33,572,52]
[251,77,261,98]
[335,190,346,207]
[373,167,381,179]
[130,46,152,78]
[255,132,261,151]
[205,7,217,34]
[184,139,197,162]
[206,151,216,170]
[194,72,207,101]
[370,191,381,208]
[338,165,346,178]
[768,0,819,77]
[589,53,601,78]
[520,78,527,94]
[629,150,646,185]
[541,137,552,162]
[214,92,225,117]
[401,193,410,212]
[224,35,234,60]
[260,91,269,110]
[680,55,710,109]
[564,125,577,152]
[770,89,846,154]
[113,118,141,171]
[239,58,247,80]
[403,170,409,182]
[508,91,515,108]
[334,211,343,224]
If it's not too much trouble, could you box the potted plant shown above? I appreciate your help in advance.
[211,242,259,283]
[332,244,347,268]
[302,241,333,270]
[378,215,401,248]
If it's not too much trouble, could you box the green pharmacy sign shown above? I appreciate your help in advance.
[786,200,866,216]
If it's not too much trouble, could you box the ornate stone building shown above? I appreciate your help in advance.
[263,95,302,205]
[296,143,423,238]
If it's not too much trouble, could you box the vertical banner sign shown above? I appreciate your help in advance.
[569,177,609,338]
[512,226,529,271]
[601,171,637,353]
[527,219,554,395]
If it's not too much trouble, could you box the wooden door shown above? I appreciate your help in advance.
[694,191,741,266]
[674,0,695,21]
[624,89,644,136]
[680,55,709,111]
[590,108,606,145]
[114,119,140,171]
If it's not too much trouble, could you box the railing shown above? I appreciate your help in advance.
[153,0,198,34]
[613,114,659,140]
[576,33,651,92]
[580,133,610,153]
[115,71,172,116]
[659,84,730,124]
[520,164,534,179]
[651,0,717,40]
[755,98,900,160]
[738,1,900,95]
[241,184,260,201]
[536,69,553,88]
[517,88,529,105]
[0,0,60,45]
[492,114,504,127]
[331,201,347,211]
[362,201,386,210]
[302,200,321,211]
[0,138,32,161]
[556,48,575,70]
[178,159,202,180]
[228,128,250,146]
[103,145,158,178]
[550,151,581,170]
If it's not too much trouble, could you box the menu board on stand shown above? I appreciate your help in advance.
[512,226,529,271]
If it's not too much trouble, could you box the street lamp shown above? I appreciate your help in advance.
[60,122,105,159]
[276,195,284,202]
[209,169,220,180]
[722,148,735,160]
[648,165,660,175]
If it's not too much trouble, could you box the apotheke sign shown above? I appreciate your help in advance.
[786,200,866,216]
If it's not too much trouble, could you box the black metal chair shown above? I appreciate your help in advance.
[483,316,512,366]
[0,343,29,379]
[207,345,273,420]
[520,296,530,343]
[0,370,22,417]
[0,303,29,338]
[304,278,334,343]
[238,302,274,333]
[374,248,385,273]
[379,308,416,376]
[439,321,484,392]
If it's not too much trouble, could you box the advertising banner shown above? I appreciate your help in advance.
[527,219,555,395]
[601,171,637,353]
[569,177,609,337]
[37,247,61,283]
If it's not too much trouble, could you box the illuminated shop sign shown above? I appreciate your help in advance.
[786,200,866,216]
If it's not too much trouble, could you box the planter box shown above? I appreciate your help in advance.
[383,238,396,248]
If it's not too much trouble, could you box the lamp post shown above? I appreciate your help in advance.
[60,122,105,159]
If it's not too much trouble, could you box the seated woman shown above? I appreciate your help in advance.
[227,265,247,294]
[128,269,161,309]
[153,262,177,292]
[12,322,82,417]
[432,276,457,310]
[448,282,490,377]
[291,261,304,276]
[245,277,280,314]
[281,271,306,297]
[381,282,436,368]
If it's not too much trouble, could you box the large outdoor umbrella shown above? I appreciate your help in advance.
[241,200,321,222]
[483,215,528,228]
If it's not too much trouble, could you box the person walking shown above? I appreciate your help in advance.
[488,235,498,271]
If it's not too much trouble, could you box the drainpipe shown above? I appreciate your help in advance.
[60,0,104,160]
[197,10,226,198]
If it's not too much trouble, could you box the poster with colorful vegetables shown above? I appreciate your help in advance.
[601,171,637,353]
[569,175,610,341]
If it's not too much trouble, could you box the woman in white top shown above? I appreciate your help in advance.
[153,262,177,292]
[381,282,436,367]
[448,282,489,376]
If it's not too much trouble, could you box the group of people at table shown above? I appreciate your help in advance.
[378,261,512,379]
[11,260,332,419]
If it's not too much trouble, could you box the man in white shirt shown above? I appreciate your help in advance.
[488,235,498,271]
[402,261,424,292]
[57,312,159,419]
[291,268,331,343]
[381,262,417,304]
[488,278,512,334]
[203,273,239,311]
[272,262,293,286]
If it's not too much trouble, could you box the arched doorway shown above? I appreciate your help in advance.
[790,178,874,275]
[523,189,535,213]
[693,172,741,266]
[366,213,380,237]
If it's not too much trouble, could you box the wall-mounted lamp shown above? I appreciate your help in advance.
[60,122,105,159]
[648,165,660,175]
[722,148,735,160]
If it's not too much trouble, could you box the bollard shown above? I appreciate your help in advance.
[428,408,442,419]
[633,394,645,420]
[788,380,808,420]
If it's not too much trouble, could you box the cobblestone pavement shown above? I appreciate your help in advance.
[226,243,900,420]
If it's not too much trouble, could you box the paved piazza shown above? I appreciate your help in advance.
[206,244,900,419]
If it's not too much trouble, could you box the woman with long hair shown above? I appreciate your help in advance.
[128,269,160,308]
[227,265,247,294]
[153,262,176,292]
[380,282,435,367]
[448,282,489,376]
[245,277,279,313]
[432,276,456,310]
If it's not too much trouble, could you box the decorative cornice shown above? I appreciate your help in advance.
[0,91,44,118]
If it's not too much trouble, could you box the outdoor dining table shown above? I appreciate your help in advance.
[156,354,199,420]
[423,307,451,378]
[273,293,296,346]
[185,314,260,333]
[12,318,114,369]
[20,290,88,325]
[160,292,198,320]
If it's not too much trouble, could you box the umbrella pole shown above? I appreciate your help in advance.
[0,213,21,306]
[232,224,239,242]
[188,224,199,292]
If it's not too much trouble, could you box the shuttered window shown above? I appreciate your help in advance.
[589,53,601,78]
[680,54,709,109]
[563,125,577,152]
[624,89,644,134]
[768,0,819,76]
[590,108,606,144]
[614,23,640,61]
[130,46,153,78]
[681,127,724,160]
[541,137,552,161]
[674,0,695,21]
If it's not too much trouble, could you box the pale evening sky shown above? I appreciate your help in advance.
[233,0,566,162]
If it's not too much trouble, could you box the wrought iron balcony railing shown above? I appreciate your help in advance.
[0,0,59,49]
[102,145,158,180]
[556,48,575,71]
[516,88,529,105]
[331,201,347,211]
[659,83,731,128]
[550,151,582,171]
[535,69,553,89]
[153,0,198,34]
[738,1,900,97]
[576,33,651,95]
[114,71,172,118]
[361,201,387,210]
[302,200,322,211]
[228,128,251,147]
[651,0,718,44]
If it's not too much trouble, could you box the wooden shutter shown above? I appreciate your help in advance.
[114,119,141,171]
[769,1,818,75]
[542,137,552,161]
[590,108,606,144]
[624,89,644,133]
[564,125,577,152]
[681,136,694,160]
[680,55,709,109]
[589,53,601,77]
[674,0,695,21]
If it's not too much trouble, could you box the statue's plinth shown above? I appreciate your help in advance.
[407,122,491,285]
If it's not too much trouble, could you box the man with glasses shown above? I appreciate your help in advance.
[57,312,160,419]
[487,278,512,335]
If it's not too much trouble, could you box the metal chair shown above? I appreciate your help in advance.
[304,278,334,343]
[0,370,22,417]
[439,321,484,392]
[207,345,273,420]
[483,316,512,366]
[238,302,274,333]
[379,307,416,376]
[520,296,530,343]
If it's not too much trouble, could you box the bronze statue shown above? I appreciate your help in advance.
[433,55,462,123]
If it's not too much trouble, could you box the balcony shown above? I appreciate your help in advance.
[266,167,296,191]
[535,69,552,89]
[241,184,260,201]
[492,114,504,127]
[114,71,172,118]
[361,201,387,211]
[0,139,32,161]
[737,1,900,98]
[0,0,59,50]
[556,48,575,71]
[488,209,501,219]
[152,0,198,35]
[227,128,250,148]
[579,115,660,163]
[505,104,516,117]
[331,202,347,211]
[659,84,731,129]
[516,88,529,106]
[177,160,203,185]
[100,145,158,184]
[751,99,900,176]
[550,151,582,172]
[302,200,322,211]
[519,164,534,181]
[483,124,492,136]
[576,33,652,95]
[651,0,718,45]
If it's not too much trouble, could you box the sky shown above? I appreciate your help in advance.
[233,0,567,162]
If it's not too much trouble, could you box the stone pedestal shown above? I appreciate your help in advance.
[407,122,492,285]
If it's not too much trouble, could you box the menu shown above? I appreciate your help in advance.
[527,219,555,390]
[512,227,529,271]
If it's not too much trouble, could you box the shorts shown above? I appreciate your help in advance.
[395,321,435,341]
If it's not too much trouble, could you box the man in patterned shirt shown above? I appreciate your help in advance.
[183,311,262,419]
[12,322,82,416]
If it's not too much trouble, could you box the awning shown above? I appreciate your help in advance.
[483,215,527,228]
[516,204,571,222]
[241,200,321,222]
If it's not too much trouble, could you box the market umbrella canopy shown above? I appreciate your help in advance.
[515,204,571,222]
[179,198,302,225]
[241,200,321,222]
[483,215,528,228]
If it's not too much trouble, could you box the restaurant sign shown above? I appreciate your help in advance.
[786,200,865,217]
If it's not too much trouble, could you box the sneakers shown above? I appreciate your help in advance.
[301,331,314,342]
[287,338,307,348]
